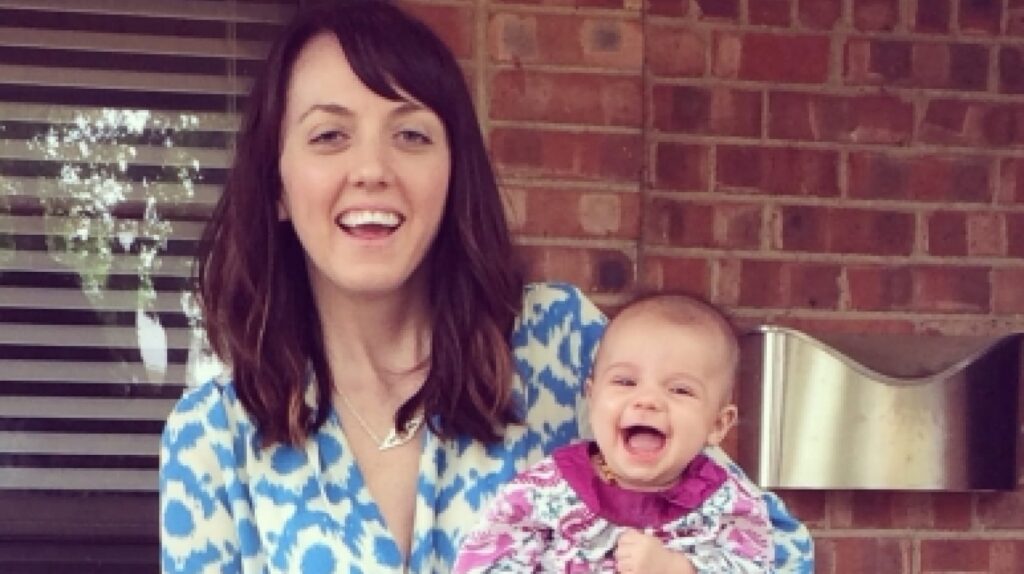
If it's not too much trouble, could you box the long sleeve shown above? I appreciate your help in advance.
[703,446,814,574]
[159,382,245,574]
[683,478,773,574]
[452,481,546,574]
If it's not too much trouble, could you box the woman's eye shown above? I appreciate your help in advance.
[396,129,431,146]
[310,129,346,145]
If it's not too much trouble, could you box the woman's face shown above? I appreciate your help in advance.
[278,33,451,303]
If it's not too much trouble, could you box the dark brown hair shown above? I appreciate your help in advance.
[196,0,523,446]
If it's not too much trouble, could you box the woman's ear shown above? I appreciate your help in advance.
[706,404,738,447]
[277,198,289,221]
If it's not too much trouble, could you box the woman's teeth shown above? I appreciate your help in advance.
[337,210,402,229]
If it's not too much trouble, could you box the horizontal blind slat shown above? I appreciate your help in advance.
[0,396,177,419]
[0,64,250,95]
[0,287,188,313]
[1,176,221,209]
[0,467,157,491]
[0,432,157,456]
[0,0,292,24]
[0,360,187,385]
[0,323,193,350]
[0,102,240,131]
[0,215,207,239]
[0,26,268,59]
[0,250,192,275]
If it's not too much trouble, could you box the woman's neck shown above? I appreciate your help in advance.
[313,277,432,397]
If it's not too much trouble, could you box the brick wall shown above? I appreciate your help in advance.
[406,0,1024,571]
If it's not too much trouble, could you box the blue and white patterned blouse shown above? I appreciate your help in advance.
[160,282,813,573]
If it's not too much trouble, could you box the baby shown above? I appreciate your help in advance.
[454,294,772,573]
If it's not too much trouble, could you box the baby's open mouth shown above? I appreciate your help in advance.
[622,425,666,454]
[336,209,403,238]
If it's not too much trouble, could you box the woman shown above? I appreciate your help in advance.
[159,2,812,573]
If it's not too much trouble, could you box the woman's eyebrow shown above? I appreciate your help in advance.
[298,103,353,122]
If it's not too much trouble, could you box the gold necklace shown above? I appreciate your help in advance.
[337,390,425,451]
[593,451,617,484]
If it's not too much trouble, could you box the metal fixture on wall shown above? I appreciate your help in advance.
[737,327,1021,491]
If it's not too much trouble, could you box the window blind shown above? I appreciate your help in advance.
[0,0,293,569]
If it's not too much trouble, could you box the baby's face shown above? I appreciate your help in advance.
[586,309,737,492]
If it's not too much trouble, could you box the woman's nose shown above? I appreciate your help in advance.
[350,139,393,190]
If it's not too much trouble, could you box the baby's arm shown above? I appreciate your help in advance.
[614,529,695,574]
[685,478,774,574]
[453,477,549,574]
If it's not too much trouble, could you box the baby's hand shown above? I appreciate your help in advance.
[613,529,695,574]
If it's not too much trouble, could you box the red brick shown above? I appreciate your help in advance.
[949,44,989,91]
[840,492,972,529]
[491,0,623,7]
[713,203,763,249]
[927,211,968,256]
[817,537,910,574]
[776,490,828,528]
[489,70,642,126]
[848,152,992,204]
[991,541,1024,574]
[652,142,709,190]
[780,205,915,256]
[978,491,1024,528]
[999,46,1024,94]
[647,0,690,18]
[738,260,786,307]
[696,0,739,20]
[959,0,1002,35]
[915,0,951,33]
[967,212,1003,256]
[1008,213,1024,256]
[735,260,840,309]
[774,315,916,334]
[490,128,642,182]
[768,92,913,144]
[921,539,992,572]
[854,0,899,31]
[639,255,709,294]
[847,266,914,311]
[799,0,842,29]
[790,262,841,309]
[912,265,991,313]
[401,3,474,58]
[505,186,640,239]
[921,100,1024,148]
[845,39,912,84]
[646,25,706,77]
[488,13,642,70]
[931,493,974,530]
[998,158,1024,204]
[717,32,830,84]
[749,0,791,26]
[993,268,1024,312]
[1011,0,1024,35]
[520,245,633,293]
[652,85,762,136]
[912,43,951,86]
[716,145,840,197]
[644,198,714,247]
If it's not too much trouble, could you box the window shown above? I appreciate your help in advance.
[0,1,293,569]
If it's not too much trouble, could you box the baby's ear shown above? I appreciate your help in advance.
[584,378,594,397]
[706,404,738,447]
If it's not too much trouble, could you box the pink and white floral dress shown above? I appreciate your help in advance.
[454,442,773,573]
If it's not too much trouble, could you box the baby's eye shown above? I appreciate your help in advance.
[611,376,635,387]
[395,128,432,146]
[670,385,694,396]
